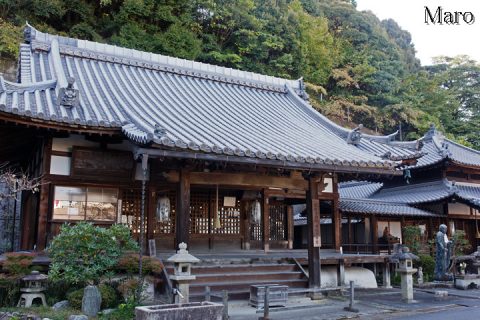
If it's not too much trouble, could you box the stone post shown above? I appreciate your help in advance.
[167,242,200,304]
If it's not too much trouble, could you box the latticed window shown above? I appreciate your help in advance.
[269,203,287,241]
[120,188,142,235]
[189,189,241,235]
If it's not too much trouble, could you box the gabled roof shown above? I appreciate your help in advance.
[0,25,400,172]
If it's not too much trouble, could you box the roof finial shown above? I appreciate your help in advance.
[424,123,437,141]
[58,77,79,108]
[23,23,35,44]
[346,124,363,145]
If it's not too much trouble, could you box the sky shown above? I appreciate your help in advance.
[356,0,480,65]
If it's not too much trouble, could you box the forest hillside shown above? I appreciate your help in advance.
[0,0,478,148]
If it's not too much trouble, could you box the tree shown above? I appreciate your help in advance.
[0,163,41,201]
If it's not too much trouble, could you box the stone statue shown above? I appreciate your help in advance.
[417,267,424,285]
[434,224,454,281]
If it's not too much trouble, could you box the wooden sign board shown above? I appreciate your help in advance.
[71,147,134,181]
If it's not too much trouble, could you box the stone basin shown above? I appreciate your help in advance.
[135,301,223,320]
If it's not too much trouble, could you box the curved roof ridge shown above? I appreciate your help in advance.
[25,24,301,93]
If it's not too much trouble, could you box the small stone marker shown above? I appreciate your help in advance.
[434,290,448,301]
[82,285,102,317]
[149,239,156,257]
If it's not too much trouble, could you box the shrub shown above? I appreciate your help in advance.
[67,284,119,309]
[48,222,138,285]
[417,254,435,282]
[2,252,35,277]
[117,278,139,301]
[0,273,20,307]
[117,253,164,276]
[66,288,84,310]
[99,284,120,309]
[403,226,421,255]
[99,299,136,320]
[453,230,472,256]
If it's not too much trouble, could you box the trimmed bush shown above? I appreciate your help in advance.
[117,253,164,275]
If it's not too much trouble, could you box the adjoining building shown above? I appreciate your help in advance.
[301,125,480,255]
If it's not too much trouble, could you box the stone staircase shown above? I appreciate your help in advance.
[165,261,308,300]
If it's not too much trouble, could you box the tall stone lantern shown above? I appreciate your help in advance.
[390,244,419,303]
[168,242,200,304]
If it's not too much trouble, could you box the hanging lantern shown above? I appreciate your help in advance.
[251,200,261,225]
[156,196,170,223]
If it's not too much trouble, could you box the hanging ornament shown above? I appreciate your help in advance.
[251,200,261,225]
[156,196,170,223]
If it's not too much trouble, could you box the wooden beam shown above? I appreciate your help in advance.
[306,175,321,294]
[166,171,308,190]
[175,169,191,248]
[263,190,270,252]
[287,205,294,250]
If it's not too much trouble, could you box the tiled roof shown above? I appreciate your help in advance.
[0,25,400,172]
[370,179,480,205]
[339,181,383,199]
[392,125,480,169]
[340,199,442,217]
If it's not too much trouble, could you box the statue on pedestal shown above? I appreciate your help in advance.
[434,224,454,281]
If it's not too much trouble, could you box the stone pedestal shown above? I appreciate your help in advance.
[399,267,417,302]
[390,245,418,303]
[455,275,480,289]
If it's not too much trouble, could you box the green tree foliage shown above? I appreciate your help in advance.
[48,222,138,285]
[0,0,477,148]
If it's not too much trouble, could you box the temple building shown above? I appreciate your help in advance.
[2,26,480,295]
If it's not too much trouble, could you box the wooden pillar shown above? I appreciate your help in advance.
[263,190,270,252]
[176,169,190,248]
[147,187,155,240]
[306,175,321,295]
[400,216,405,243]
[332,174,341,252]
[36,137,52,251]
[348,216,353,252]
[371,215,378,254]
[36,183,50,251]
[287,205,294,250]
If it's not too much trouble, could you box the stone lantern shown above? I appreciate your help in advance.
[17,271,48,307]
[390,244,418,303]
[168,242,200,304]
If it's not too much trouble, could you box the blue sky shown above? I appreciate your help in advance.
[356,0,480,65]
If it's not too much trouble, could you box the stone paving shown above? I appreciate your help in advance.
[228,287,480,320]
